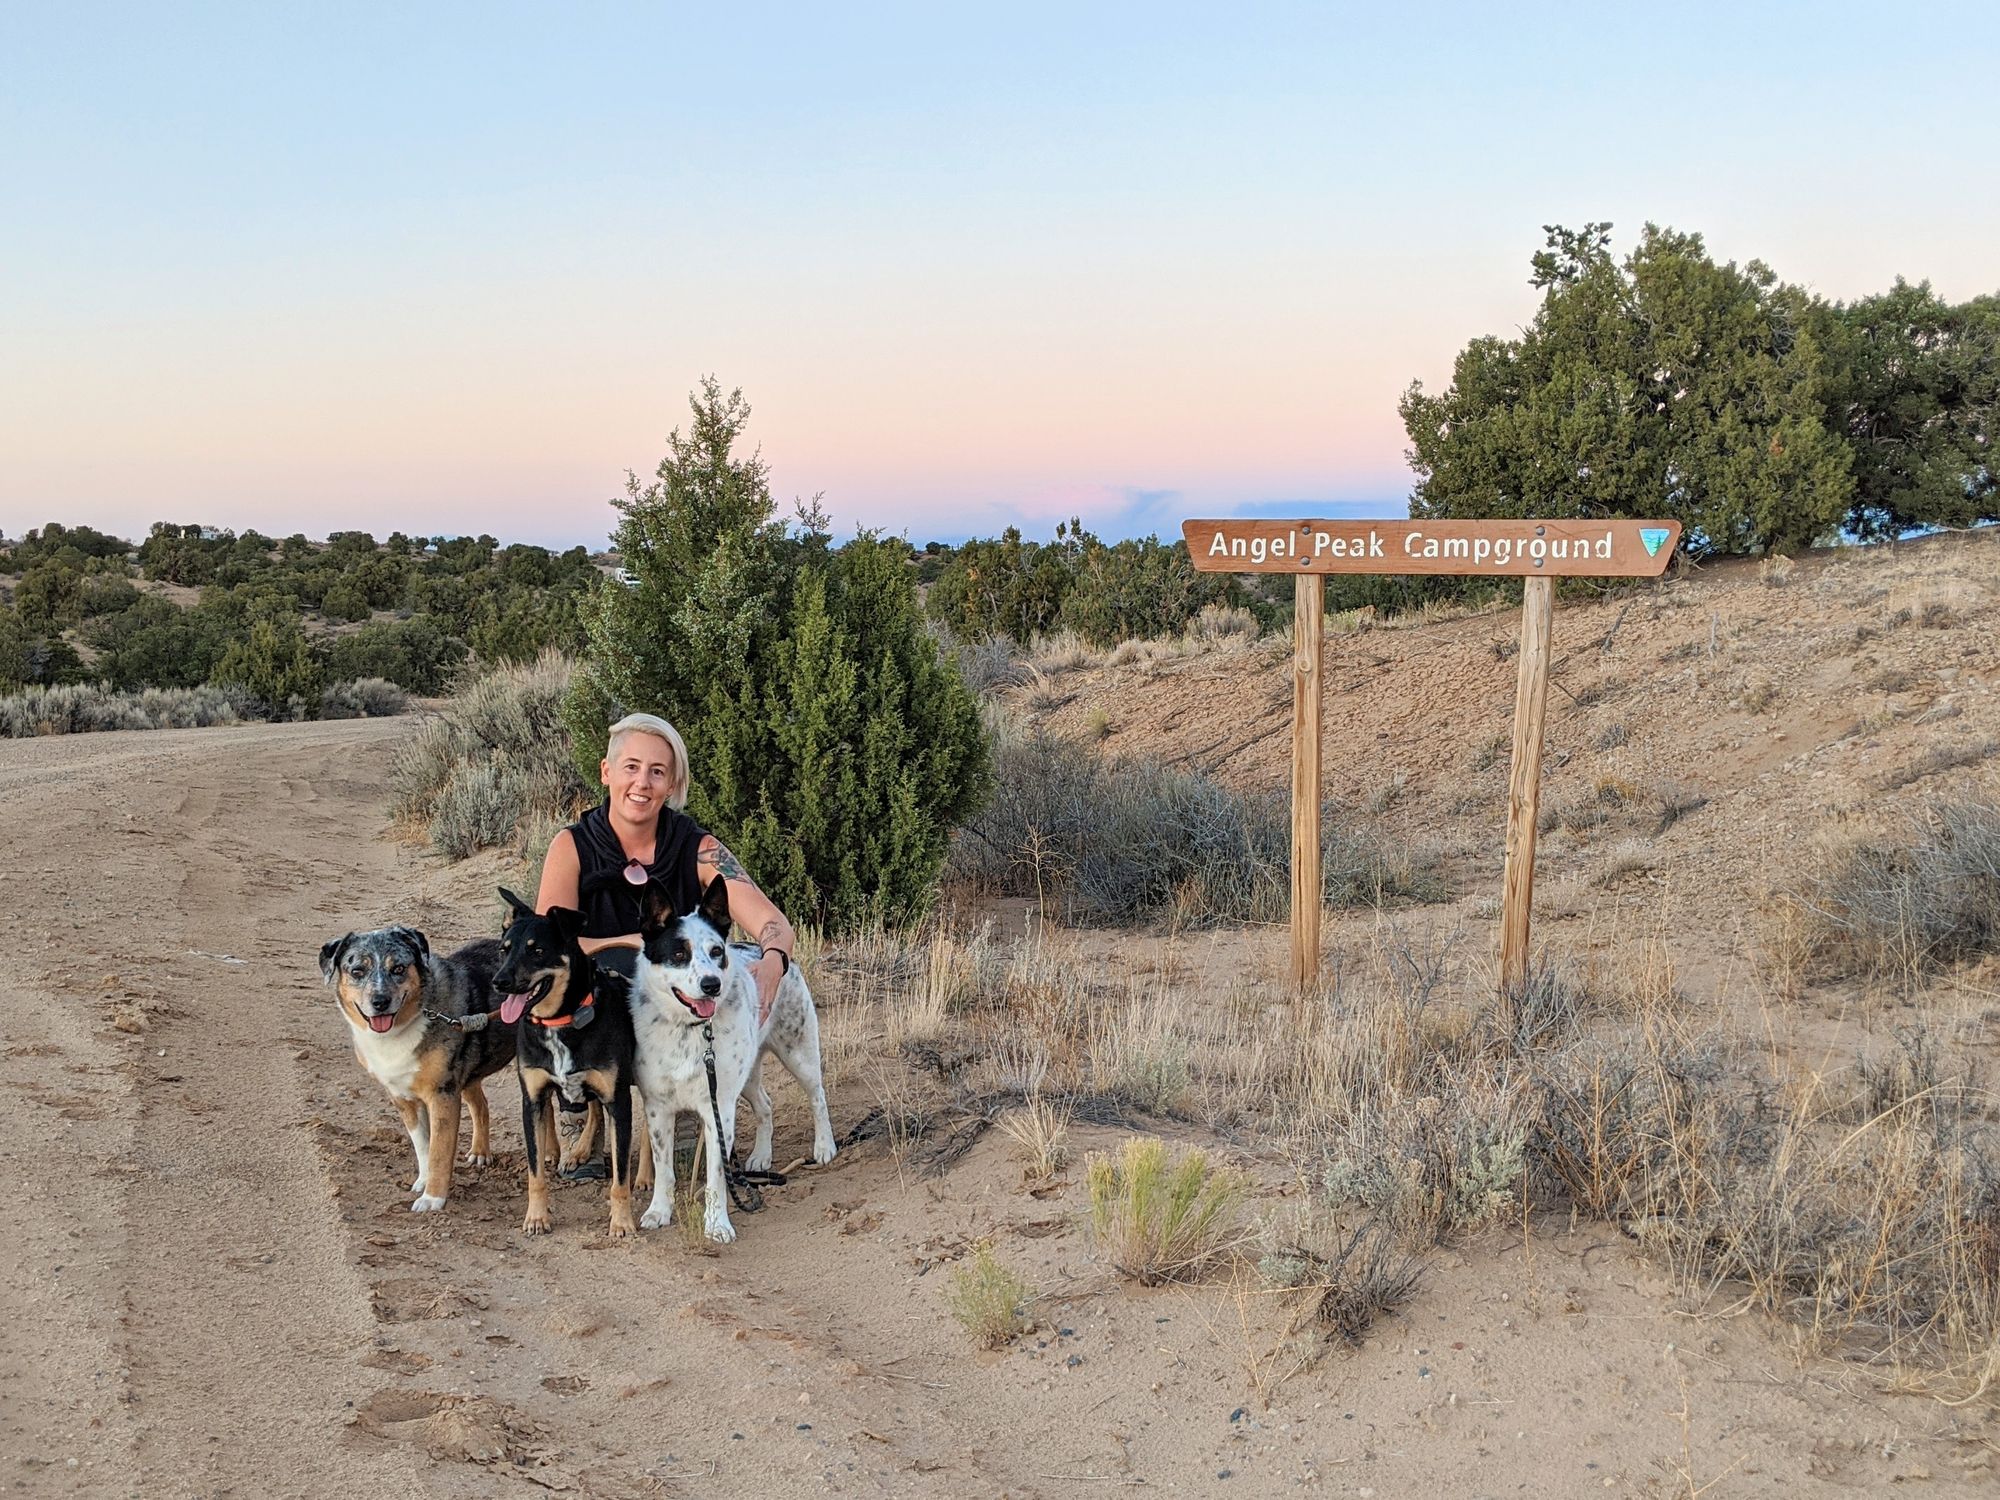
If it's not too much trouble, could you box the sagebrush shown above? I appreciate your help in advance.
[950,729,1446,926]
[391,653,592,862]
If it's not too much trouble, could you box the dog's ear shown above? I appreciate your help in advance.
[546,905,585,946]
[319,933,354,985]
[698,873,733,937]
[498,887,535,928]
[637,879,677,937]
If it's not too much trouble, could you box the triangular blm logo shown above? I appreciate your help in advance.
[1640,527,1670,557]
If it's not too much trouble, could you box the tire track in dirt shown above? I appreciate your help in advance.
[0,721,434,1499]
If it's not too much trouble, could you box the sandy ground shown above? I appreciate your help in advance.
[4,566,1999,1496]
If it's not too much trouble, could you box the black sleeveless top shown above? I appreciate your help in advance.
[565,800,705,939]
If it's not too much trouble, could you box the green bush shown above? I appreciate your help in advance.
[1402,223,1999,553]
[563,379,988,933]
[324,616,466,695]
[213,609,322,718]
[1058,533,1238,646]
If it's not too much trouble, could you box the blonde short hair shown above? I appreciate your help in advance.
[604,713,690,810]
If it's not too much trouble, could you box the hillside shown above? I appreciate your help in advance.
[3,531,1996,1498]
[1030,528,2000,979]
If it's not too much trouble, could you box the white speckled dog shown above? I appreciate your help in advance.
[630,875,836,1243]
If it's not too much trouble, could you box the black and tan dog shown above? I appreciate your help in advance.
[319,926,514,1213]
[494,890,645,1237]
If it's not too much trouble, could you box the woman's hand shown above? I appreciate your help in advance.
[750,950,785,1026]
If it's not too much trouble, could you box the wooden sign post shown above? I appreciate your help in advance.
[1183,517,1681,991]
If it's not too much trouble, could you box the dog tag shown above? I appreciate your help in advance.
[622,859,649,886]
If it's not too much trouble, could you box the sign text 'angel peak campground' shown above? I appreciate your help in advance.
[1182,513,1683,994]
[1182,519,1682,577]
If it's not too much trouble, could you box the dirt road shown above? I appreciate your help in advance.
[0,720,1162,1499]
[0,722,437,1497]
[4,719,1990,1498]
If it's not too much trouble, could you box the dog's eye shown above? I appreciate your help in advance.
[390,963,406,976]
[710,946,724,960]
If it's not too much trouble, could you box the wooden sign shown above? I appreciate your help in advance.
[1181,518,1680,577]
[1183,515,1681,992]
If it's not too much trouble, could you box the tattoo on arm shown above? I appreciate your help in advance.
[757,920,784,947]
[697,839,749,883]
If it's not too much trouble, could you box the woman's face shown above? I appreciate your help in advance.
[601,732,677,824]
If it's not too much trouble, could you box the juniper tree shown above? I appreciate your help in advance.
[1401,223,1853,555]
[563,378,988,932]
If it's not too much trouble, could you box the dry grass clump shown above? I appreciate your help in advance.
[1260,1219,1426,1346]
[1087,1136,1248,1285]
[946,632,1031,698]
[1878,738,1999,792]
[1523,1035,1742,1221]
[390,652,592,861]
[946,1242,1034,1349]
[997,1095,1072,1180]
[1029,629,1098,676]
[1643,1080,1998,1364]
[0,682,258,737]
[1654,780,1708,834]
[1765,793,2000,985]
[319,677,409,719]
[951,729,1446,926]
[1182,602,1261,648]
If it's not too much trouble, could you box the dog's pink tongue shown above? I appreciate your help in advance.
[499,994,528,1025]
[368,1013,396,1034]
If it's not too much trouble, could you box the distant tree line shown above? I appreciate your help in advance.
[0,521,597,711]
[919,521,1272,645]
[1402,222,1998,554]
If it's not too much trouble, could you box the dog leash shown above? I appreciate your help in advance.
[700,1020,788,1213]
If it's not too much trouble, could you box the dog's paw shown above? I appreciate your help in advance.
[410,1194,448,1214]
[523,1208,552,1235]
[811,1138,838,1166]
[640,1204,673,1231]
[703,1212,737,1245]
[409,1176,428,1194]
[607,1210,637,1240]
[463,1152,492,1168]
[744,1144,773,1172]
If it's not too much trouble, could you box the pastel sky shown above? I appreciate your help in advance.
[4,2,1995,551]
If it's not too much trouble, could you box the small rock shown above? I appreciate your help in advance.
[1230,1408,1246,1424]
